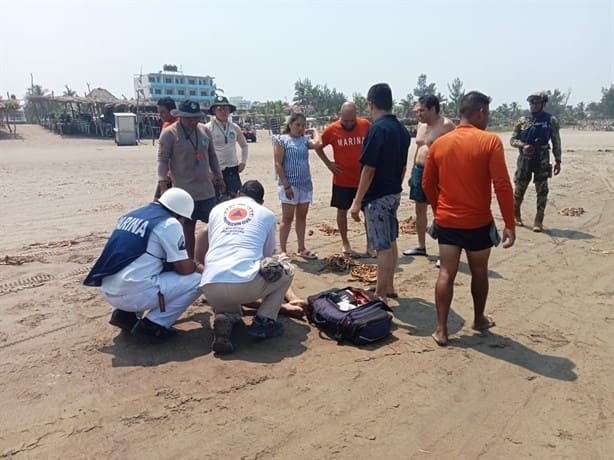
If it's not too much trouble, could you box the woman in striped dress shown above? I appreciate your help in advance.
[273,113,321,260]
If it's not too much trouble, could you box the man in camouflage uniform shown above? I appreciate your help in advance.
[510,91,562,232]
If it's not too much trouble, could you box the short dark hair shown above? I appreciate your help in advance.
[157,97,176,111]
[418,94,440,114]
[240,180,265,204]
[367,83,393,111]
[459,91,491,117]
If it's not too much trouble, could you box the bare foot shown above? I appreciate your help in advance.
[472,315,496,331]
[280,299,307,318]
[367,287,398,299]
[431,330,448,347]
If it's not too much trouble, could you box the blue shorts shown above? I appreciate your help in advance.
[409,164,427,203]
[222,166,242,197]
[191,196,217,223]
[364,193,401,251]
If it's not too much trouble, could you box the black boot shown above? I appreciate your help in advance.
[109,309,138,332]
[514,198,523,226]
[131,317,177,342]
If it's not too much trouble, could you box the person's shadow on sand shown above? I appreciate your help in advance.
[99,311,310,366]
[214,312,310,363]
[399,256,502,278]
[543,228,594,240]
[392,297,465,337]
[452,332,577,381]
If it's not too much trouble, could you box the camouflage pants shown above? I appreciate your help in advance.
[513,152,551,213]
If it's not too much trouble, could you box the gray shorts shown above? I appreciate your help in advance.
[364,193,401,251]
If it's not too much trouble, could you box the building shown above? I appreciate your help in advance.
[228,96,252,111]
[134,65,217,107]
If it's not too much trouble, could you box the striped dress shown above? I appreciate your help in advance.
[274,134,312,191]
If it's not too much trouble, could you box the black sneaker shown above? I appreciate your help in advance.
[109,309,138,332]
[247,315,284,340]
[131,317,177,342]
[212,314,234,353]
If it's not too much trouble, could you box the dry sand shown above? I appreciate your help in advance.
[1,125,613,459]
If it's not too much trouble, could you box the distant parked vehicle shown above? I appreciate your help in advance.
[242,125,257,142]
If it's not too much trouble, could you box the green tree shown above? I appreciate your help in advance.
[293,78,317,113]
[398,93,416,118]
[63,85,77,97]
[25,84,48,122]
[352,92,368,117]
[598,84,614,118]
[446,77,465,117]
[544,88,571,119]
[413,74,437,98]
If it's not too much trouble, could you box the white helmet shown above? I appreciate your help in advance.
[159,188,194,219]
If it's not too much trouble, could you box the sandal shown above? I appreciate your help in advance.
[403,247,427,256]
[296,248,318,260]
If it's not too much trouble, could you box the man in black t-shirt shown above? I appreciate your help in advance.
[350,83,410,300]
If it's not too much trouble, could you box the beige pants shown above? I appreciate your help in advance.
[201,268,293,321]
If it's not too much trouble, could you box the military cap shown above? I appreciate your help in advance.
[527,91,549,103]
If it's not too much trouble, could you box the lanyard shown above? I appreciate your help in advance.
[180,123,201,164]
[215,120,230,144]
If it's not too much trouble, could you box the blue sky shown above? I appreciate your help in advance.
[1,0,612,106]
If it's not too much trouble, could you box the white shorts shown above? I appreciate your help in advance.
[278,185,313,205]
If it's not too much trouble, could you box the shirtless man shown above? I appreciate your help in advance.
[403,95,455,258]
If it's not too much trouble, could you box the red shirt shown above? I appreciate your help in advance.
[162,117,177,130]
[422,124,515,229]
[321,118,371,188]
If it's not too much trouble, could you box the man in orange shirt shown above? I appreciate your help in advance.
[422,91,516,347]
[315,102,372,256]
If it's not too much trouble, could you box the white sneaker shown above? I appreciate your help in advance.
[435,259,441,268]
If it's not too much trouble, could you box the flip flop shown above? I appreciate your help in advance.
[403,247,427,256]
[297,249,318,260]
[472,315,496,332]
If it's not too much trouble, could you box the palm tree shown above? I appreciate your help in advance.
[63,85,77,97]
[25,84,48,122]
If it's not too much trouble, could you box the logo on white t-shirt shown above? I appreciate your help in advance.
[223,204,254,227]
[178,236,186,251]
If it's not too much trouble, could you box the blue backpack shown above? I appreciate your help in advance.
[307,287,393,345]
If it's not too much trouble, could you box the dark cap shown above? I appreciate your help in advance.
[208,95,237,115]
[170,99,204,118]
[240,180,264,204]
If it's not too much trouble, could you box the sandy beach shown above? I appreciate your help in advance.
[1,124,613,459]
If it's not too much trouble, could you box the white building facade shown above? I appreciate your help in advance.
[134,65,217,107]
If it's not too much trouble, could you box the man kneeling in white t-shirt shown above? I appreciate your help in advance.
[199,180,294,353]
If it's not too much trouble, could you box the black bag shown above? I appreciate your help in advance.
[307,287,392,345]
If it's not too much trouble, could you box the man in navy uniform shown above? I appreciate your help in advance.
[84,188,203,341]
